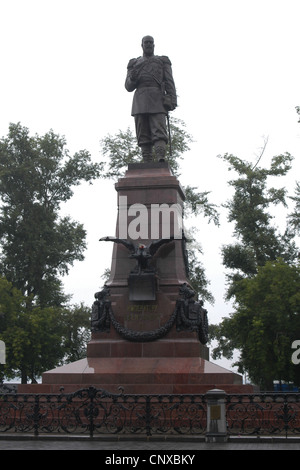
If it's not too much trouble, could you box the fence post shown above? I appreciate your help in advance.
[145,395,151,436]
[33,394,40,437]
[205,389,228,443]
[0,341,5,364]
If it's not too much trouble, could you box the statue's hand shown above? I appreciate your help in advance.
[163,95,176,112]
[130,69,138,81]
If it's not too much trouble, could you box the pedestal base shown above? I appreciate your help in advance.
[87,337,209,359]
[32,355,256,395]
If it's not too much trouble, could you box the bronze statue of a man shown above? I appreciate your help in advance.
[125,36,177,162]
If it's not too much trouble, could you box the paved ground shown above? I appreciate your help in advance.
[0,436,299,451]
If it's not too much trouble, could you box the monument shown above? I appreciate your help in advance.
[125,35,177,162]
[24,36,253,394]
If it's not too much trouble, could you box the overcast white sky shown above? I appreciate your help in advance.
[1,0,299,372]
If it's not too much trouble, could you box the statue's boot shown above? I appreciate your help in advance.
[154,140,167,162]
[141,145,153,162]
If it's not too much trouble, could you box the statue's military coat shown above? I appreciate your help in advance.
[125,55,177,116]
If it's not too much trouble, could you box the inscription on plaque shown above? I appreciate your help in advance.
[210,405,221,420]
[125,304,159,322]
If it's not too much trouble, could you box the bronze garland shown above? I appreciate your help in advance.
[91,284,209,344]
[108,303,179,342]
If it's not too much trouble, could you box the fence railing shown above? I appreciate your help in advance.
[226,392,300,438]
[0,386,300,438]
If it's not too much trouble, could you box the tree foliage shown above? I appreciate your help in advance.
[211,260,300,389]
[184,186,219,227]
[0,277,63,383]
[184,228,215,305]
[0,276,91,383]
[210,149,300,388]
[288,181,300,235]
[0,122,102,306]
[219,151,297,299]
[0,123,102,382]
[60,303,91,363]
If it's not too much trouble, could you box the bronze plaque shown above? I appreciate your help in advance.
[210,405,221,420]
[128,273,156,301]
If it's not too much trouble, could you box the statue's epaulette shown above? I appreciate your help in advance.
[127,57,139,68]
[160,55,172,65]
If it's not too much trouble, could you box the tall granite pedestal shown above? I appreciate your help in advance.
[33,162,256,395]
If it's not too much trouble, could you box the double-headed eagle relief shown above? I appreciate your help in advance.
[99,235,174,275]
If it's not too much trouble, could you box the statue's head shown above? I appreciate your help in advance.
[142,36,154,56]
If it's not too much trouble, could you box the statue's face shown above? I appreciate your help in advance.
[142,36,154,56]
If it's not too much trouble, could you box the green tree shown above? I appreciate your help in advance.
[0,276,93,383]
[61,303,91,363]
[0,276,67,383]
[288,181,300,235]
[219,151,297,299]
[0,123,102,382]
[184,229,215,305]
[210,151,300,388]
[0,122,102,306]
[296,105,300,123]
[211,260,300,390]
[0,277,24,383]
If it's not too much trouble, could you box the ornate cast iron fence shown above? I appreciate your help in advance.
[0,387,300,438]
[0,387,206,437]
[226,393,300,438]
